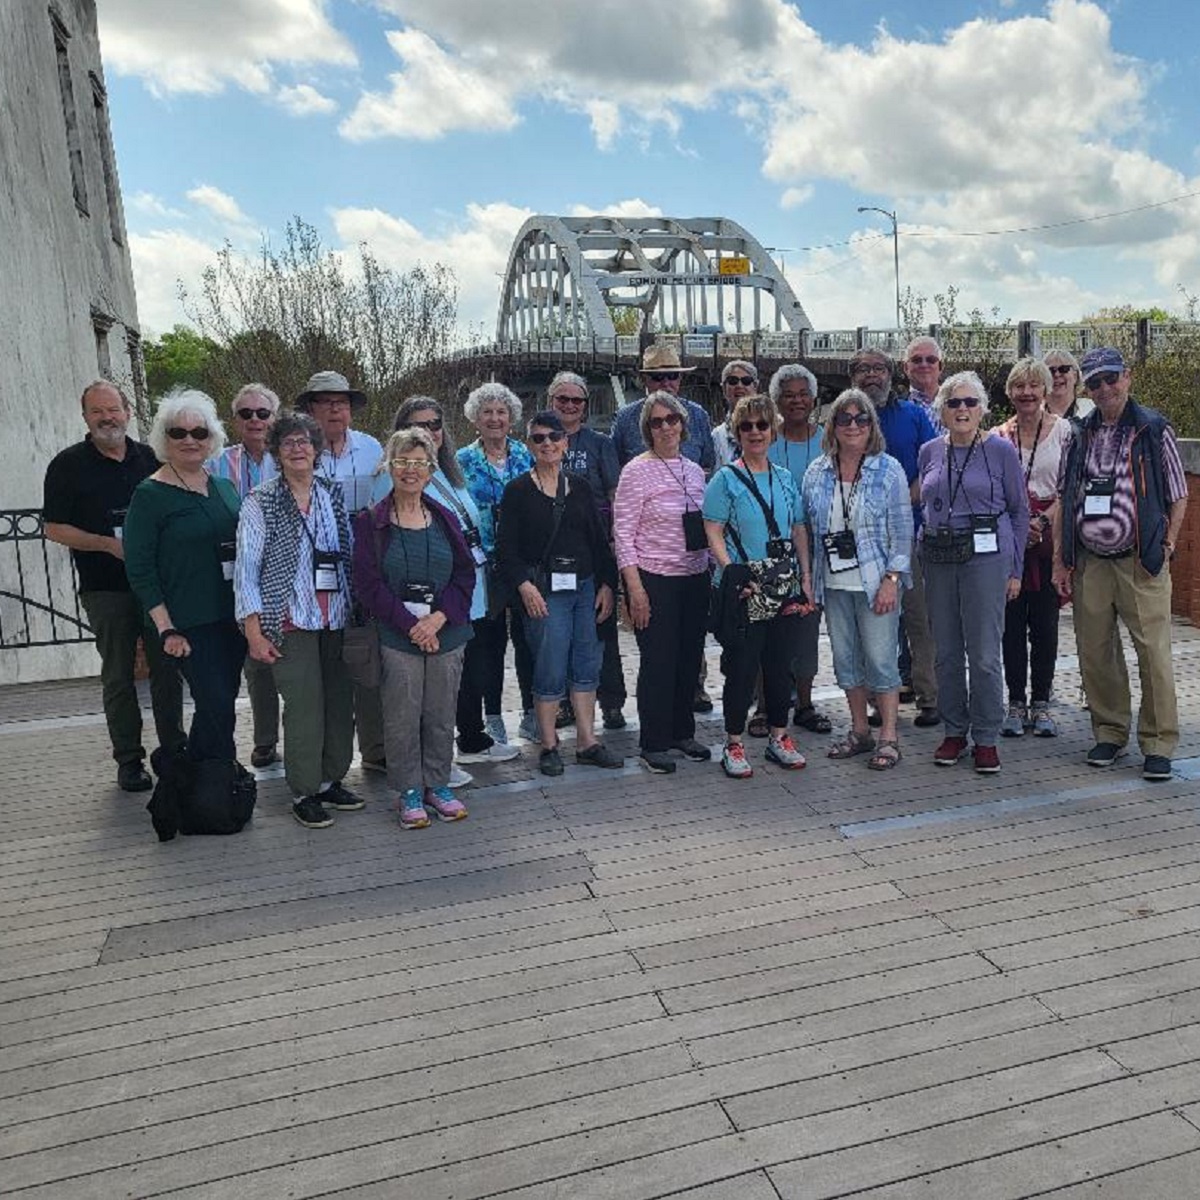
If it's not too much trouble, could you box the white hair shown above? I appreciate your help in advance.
[232,382,281,413]
[148,388,227,461]
[464,381,522,425]
[932,371,990,424]
[768,363,818,402]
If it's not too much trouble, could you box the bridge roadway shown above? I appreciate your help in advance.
[2,612,1200,1196]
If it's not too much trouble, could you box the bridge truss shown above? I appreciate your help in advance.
[496,215,813,343]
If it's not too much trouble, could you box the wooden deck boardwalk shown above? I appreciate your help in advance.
[1,616,1199,1199]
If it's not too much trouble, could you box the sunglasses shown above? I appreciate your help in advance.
[944,396,981,410]
[724,375,756,387]
[552,394,586,406]
[166,426,210,441]
[529,430,566,444]
[1084,371,1121,391]
[908,355,939,366]
[647,372,682,383]
[738,419,771,433]
[390,457,434,471]
[649,413,682,430]
[278,435,314,451]
[1047,365,1075,377]
[236,407,272,421]
[834,412,871,428]
[408,418,443,432]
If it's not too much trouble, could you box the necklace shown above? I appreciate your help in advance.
[168,463,208,495]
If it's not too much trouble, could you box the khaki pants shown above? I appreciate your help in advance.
[1073,550,1178,757]
[901,552,938,709]
[271,628,355,797]
[242,653,279,749]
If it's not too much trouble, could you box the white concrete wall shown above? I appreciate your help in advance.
[0,0,142,684]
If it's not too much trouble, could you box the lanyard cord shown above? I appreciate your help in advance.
[1013,416,1044,489]
[834,452,863,526]
[653,452,699,509]
[944,434,994,517]
[391,496,431,581]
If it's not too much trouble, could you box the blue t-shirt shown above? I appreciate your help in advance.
[877,397,937,485]
[767,431,823,493]
[702,461,805,564]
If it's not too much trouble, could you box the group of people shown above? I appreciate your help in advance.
[42,336,1187,837]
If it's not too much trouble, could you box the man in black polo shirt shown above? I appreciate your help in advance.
[43,381,185,791]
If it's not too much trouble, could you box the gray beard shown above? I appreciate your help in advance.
[92,426,126,446]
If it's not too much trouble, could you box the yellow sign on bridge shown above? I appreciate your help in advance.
[718,256,751,276]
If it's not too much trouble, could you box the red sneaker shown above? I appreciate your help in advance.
[933,736,968,766]
[973,744,1001,774]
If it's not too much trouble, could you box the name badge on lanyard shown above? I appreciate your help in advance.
[313,549,340,593]
[1084,476,1115,517]
[463,524,488,566]
[218,541,236,582]
[971,514,999,555]
[402,582,434,618]
[822,529,859,572]
[549,555,578,592]
[110,506,127,543]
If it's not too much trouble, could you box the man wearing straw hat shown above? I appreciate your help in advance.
[610,343,716,470]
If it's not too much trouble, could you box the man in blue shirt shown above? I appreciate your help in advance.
[849,349,940,727]
[610,344,715,471]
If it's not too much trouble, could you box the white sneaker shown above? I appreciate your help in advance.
[485,714,509,745]
[486,740,520,762]
[447,764,473,789]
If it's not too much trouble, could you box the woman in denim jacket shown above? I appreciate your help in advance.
[803,389,912,770]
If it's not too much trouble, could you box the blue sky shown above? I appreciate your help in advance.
[98,0,1200,340]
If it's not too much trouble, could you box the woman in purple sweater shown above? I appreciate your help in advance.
[918,372,1029,773]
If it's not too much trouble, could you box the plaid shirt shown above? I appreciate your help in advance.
[802,452,912,605]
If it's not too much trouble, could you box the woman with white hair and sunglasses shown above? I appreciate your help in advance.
[124,388,246,765]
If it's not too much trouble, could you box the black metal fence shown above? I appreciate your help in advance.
[0,509,93,649]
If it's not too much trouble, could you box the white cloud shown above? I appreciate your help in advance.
[98,0,355,95]
[128,230,224,336]
[129,192,184,219]
[186,185,253,227]
[340,29,519,141]
[276,83,338,116]
[567,199,664,220]
[780,186,814,210]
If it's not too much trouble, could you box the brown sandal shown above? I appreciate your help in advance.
[828,730,876,759]
[868,739,902,770]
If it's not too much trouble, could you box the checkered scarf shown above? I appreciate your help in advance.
[254,475,353,647]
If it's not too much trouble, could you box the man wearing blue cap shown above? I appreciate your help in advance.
[1052,348,1188,781]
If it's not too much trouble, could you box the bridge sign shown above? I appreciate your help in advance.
[718,256,751,276]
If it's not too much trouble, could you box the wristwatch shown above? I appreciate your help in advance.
[884,571,900,583]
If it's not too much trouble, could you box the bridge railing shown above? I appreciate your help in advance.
[0,509,92,650]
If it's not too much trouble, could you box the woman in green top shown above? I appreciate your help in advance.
[124,389,245,763]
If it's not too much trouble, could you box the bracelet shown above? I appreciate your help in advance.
[159,628,181,645]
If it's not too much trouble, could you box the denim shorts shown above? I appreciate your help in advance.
[521,575,603,702]
[823,588,901,693]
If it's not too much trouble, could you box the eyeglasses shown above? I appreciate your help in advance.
[737,419,771,433]
[311,396,350,409]
[724,375,756,387]
[1084,371,1121,391]
[647,372,681,383]
[1047,365,1075,377]
[529,430,566,444]
[834,412,871,428]
[278,436,315,451]
[407,418,443,432]
[943,396,981,410]
[552,394,587,406]
[850,362,889,377]
[908,355,939,366]
[166,426,210,441]
[236,407,273,421]
[390,457,434,471]
[649,413,682,430]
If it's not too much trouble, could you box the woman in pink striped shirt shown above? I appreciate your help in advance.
[613,392,714,774]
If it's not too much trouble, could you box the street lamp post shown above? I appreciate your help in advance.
[857,206,900,338]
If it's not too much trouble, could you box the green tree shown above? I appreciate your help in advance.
[142,325,219,397]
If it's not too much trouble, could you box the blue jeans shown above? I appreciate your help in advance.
[522,576,603,703]
[823,588,902,694]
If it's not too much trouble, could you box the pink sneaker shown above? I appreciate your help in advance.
[424,786,468,822]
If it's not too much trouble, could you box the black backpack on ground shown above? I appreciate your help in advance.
[147,747,257,841]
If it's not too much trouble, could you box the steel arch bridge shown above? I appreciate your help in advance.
[496,215,813,343]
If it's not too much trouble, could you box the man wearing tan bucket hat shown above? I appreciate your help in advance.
[611,343,716,470]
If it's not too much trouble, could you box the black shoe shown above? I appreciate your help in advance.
[539,747,564,777]
[555,701,576,729]
[602,707,627,730]
[250,744,279,769]
[1143,755,1173,781]
[692,694,714,714]
[640,751,676,774]
[1086,742,1127,768]
[117,761,153,792]
[292,797,334,828]
[324,781,365,811]
[671,738,713,761]
[913,707,942,728]
[576,742,623,769]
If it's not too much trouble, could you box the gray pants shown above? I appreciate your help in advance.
[923,550,1008,746]
[380,642,466,792]
[901,553,938,708]
[353,681,386,763]
[271,628,355,798]
[242,653,279,748]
